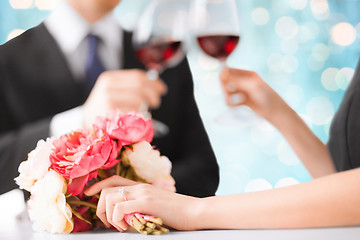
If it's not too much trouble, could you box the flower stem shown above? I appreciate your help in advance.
[67,200,97,209]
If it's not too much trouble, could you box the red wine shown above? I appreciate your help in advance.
[197,35,240,61]
[136,40,183,72]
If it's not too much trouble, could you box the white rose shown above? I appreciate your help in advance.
[15,138,54,191]
[122,141,173,184]
[28,170,73,234]
[152,171,176,192]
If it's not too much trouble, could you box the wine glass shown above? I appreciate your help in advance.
[192,0,259,126]
[132,0,189,136]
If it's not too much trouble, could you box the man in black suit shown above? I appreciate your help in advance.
[0,0,219,197]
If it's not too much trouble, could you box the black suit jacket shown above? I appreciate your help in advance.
[0,23,219,197]
[328,59,360,171]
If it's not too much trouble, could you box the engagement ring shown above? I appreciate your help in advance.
[119,187,127,201]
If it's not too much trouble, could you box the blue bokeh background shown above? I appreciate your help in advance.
[1,0,360,195]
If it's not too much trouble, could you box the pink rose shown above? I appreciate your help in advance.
[50,129,119,195]
[95,110,154,146]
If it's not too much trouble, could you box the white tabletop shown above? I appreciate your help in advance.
[1,190,360,240]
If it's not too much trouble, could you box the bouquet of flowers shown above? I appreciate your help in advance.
[15,110,175,235]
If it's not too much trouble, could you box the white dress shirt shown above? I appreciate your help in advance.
[45,0,123,137]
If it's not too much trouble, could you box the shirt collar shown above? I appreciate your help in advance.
[44,0,122,55]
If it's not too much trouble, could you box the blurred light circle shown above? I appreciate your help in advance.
[245,178,272,193]
[312,43,329,62]
[275,16,298,39]
[297,22,319,43]
[251,8,270,26]
[356,22,360,38]
[289,0,308,10]
[321,68,339,91]
[306,96,334,125]
[9,0,33,9]
[282,55,298,73]
[198,52,221,71]
[268,53,283,72]
[277,139,300,166]
[310,0,329,15]
[307,55,324,71]
[281,39,298,54]
[299,113,313,129]
[336,67,355,90]
[250,121,276,147]
[201,72,222,96]
[284,84,304,109]
[35,0,58,10]
[7,29,25,41]
[274,177,299,188]
[331,22,356,46]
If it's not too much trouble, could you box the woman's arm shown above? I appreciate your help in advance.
[85,169,360,230]
[197,168,360,229]
[220,68,335,177]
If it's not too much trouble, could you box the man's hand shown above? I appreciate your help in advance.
[83,69,167,128]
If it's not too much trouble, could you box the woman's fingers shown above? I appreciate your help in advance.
[93,184,149,231]
[84,175,137,196]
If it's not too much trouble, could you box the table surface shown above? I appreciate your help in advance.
[2,219,360,240]
[1,190,360,240]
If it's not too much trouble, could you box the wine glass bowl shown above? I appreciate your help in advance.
[197,35,240,62]
[191,0,259,126]
[133,0,189,79]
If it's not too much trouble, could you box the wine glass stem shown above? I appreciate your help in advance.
[146,69,159,81]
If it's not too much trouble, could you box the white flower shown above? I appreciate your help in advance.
[27,170,73,233]
[15,138,54,191]
[122,141,174,189]
[152,171,176,192]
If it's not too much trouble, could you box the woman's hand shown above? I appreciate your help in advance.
[84,176,202,231]
[220,67,289,123]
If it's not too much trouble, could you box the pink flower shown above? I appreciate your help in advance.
[50,129,119,195]
[72,206,93,233]
[95,110,154,146]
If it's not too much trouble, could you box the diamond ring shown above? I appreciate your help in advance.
[119,187,127,201]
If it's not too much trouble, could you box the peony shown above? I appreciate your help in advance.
[50,128,119,195]
[27,170,73,233]
[95,110,154,146]
[15,138,55,191]
[121,141,175,192]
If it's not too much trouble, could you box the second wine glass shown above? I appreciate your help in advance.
[132,0,189,136]
[192,0,259,126]
[133,0,188,80]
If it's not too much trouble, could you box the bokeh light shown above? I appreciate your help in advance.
[34,0,58,10]
[275,16,298,39]
[251,8,270,26]
[9,0,33,9]
[245,178,272,193]
[331,22,357,46]
[306,96,334,125]
[6,29,25,41]
[289,0,308,10]
[274,177,299,188]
